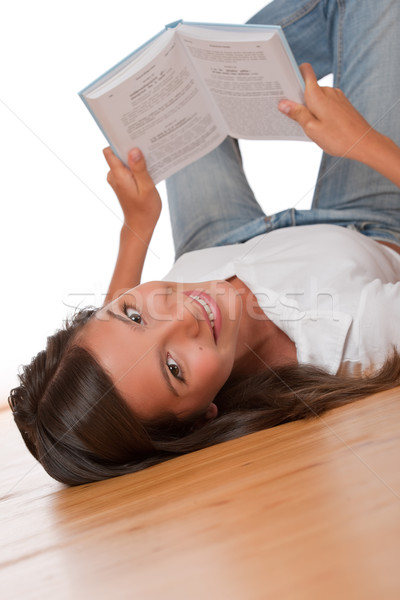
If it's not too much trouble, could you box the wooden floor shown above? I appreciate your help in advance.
[1,388,400,600]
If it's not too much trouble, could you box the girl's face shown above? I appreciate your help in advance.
[77,280,243,422]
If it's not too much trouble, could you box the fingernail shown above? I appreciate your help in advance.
[130,148,142,162]
[278,101,291,115]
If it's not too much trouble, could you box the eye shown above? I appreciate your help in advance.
[123,302,143,324]
[166,353,185,381]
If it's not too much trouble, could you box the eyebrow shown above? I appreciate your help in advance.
[106,309,179,397]
[106,309,137,326]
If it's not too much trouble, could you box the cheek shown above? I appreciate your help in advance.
[192,348,231,389]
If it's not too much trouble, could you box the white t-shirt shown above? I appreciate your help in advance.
[164,224,400,375]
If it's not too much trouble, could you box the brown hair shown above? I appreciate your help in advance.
[8,308,400,485]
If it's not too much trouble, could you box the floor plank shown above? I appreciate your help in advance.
[1,388,400,599]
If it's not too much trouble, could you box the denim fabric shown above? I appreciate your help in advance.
[166,0,400,259]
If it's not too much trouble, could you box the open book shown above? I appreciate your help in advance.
[80,20,307,184]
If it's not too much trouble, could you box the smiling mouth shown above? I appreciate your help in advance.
[185,292,218,341]
[190,295,215,330]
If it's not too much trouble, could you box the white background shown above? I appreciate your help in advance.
[0,1,326,402]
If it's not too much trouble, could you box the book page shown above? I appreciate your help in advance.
[178,26,308,141]
[85,36,226,183]
[84,30,177,98]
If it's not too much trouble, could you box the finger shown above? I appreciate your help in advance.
[106,170,114,186]
[299,63,319,89]
[278,99,316,135]
[127,148,155,192]
[106,170,121,194]
[103,147,126,173]
[299,63,328,115]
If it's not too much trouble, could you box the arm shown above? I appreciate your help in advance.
[103,147,161,305]
[278,63,400,188]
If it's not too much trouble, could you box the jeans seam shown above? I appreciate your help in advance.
[335,0,345,88]
[278,0,322,29]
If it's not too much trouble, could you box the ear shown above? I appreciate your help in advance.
[190,402,218,431]
[205,402,218,421]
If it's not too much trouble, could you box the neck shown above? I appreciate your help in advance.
[227,276,297,377]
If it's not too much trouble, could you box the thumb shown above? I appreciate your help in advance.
[127,148,154,189]
[127,148,146,170]
[278,99,315,131]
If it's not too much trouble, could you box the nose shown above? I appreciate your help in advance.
[163,299,200,339]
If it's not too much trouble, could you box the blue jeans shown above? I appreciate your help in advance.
[166,0,400,259]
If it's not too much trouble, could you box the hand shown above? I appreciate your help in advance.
[103,147,161,230]
[278,63,376,161]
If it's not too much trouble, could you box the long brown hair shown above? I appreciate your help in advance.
[8,308,400,486]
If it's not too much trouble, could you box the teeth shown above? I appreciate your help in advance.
[190,295,215,330]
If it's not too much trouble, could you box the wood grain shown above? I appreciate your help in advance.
[1,388,399,600]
